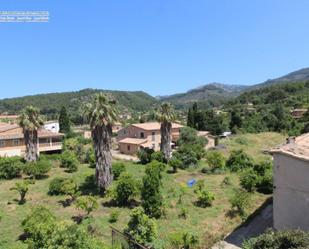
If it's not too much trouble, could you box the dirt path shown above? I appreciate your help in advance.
[111,149,139,162]
[212,204,273,249]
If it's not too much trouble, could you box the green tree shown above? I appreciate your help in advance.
[82,93,118,191]
[10,181,29,204]
[155,102,176,161]
[226,150,254,172]
[206,151,225,171]
[229,188,251,219]
[124,207,157,246]
[75,195,99,217]
[19,106,44,162]
[58,106,71,135]
[141,161,164,218]
[113,172,139,205]
[187,107,195,128]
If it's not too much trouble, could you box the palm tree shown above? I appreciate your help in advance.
[82,93,118,191]
[19,106,44,162]
[155,102,176,161]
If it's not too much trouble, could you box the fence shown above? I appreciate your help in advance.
[110,226,150,249]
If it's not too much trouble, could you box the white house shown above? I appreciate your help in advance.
[44,121,60,133]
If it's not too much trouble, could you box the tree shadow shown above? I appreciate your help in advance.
[79,175,102,196]
[58,198,74,207]
[72,214,85,224]
[102,199,140,209]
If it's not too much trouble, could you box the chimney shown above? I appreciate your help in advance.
[286,137,295,144]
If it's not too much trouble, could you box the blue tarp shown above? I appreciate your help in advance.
[187,179,196,187]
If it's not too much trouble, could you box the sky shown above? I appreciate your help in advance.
[0,0,309,99]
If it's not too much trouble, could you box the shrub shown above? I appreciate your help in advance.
[141,162,164,218]
[113,172,139,205]
[174,147,198,169]
[108,210,120,223]
[196,189,215,207]
[229,188,251,219]
[168,155,182,173]
[112,162,126,180]
[137,148,154,164]
[206,151,225,171]
[60,151,79,172]
[85,147,96,168]
[194,179,205,194]
[23,159,52,179]
[226,150,254,172]
[75,195,99,216]
[221,176,232,186]
[240,168,259,192]
[150,151,165,163]
[61,178,80,202]
[124,207,157,246]
[48,177,68,195]
[10,181,29,204]
[22,206,57,248]
[169,231,199,249]
[0,157,23,179]
[178,207,188,219]
[256,169,273,194]
[242,229,309,249]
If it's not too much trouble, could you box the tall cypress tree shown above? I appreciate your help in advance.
[59,106,71,135]
[187,108,194,128]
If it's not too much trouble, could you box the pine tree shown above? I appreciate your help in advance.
[59,106,71,135]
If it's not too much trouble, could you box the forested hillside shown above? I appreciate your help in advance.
[0,89,158,121]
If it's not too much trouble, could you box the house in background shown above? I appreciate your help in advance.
[0,122,63,157]
[271,133,309,231]
[117,122,183,155]
[291,108,308,119]
[44,121,60,133]
[197,131,216,149]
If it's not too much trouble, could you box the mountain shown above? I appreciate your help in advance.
[159,83,249,108]
[0,89,158,121]
[252,67,309,89]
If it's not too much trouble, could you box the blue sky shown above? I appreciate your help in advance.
[0,0,309,98]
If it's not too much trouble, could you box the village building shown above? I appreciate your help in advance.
[117,122,183,155]
[197,131,216,149]
[0,122,63,157]
[290,108,308,119]
[44,121,60,133]
[271,133,309,231]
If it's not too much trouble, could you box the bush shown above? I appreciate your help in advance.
[10,181,29,204]
[169,231,199,249]
[85,147,96,168]
[193,180,205,194]
[243,229,309,249]
[108,210,120,223]
[124,207,157,246]
[61,178,80,201]
[206,151,225,171]
[240,168,259,192]
[150,151,165,163]
[174,147,198,169]
[113,172,139,205]
[196,189,215,207]
[23,159,52,179]
[168,155,182,173]
[229,188,251,219]
[226,150,254,172]
[137,148,154,164]
[60,151,79,172]
[221,176,232,186]
[48,177,68,195]
[178,207,188,219]
[141,161,164,218]
[112,162,126,180]
[75,195,99,216]
[0,157,23,179]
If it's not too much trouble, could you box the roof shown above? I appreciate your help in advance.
[0,122,64,140]
[118,138,148,145]
[131,122,183,131]
[270,133,309,162]
[0,115,19,119]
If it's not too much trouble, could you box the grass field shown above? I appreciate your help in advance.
[0,132,284,248]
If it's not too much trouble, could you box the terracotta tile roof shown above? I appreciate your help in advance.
[131,122,183,131]
[0,122,64,139]
[270,133,309,161]
[118,138,148,145]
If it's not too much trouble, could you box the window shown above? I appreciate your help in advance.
[140,132,144,138]
[0,140,5,147]
[152,143,155,149]
[13,139,19,146]
[152,131,155,141]
[127,145,130,151]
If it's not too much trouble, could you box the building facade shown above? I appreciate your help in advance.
[117,122,183,155]
[0,122,63,157]
[271,133,309,231]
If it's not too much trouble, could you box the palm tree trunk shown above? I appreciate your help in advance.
[92,124,113,191]
[160,122,172,161]
[24,129,39,162]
